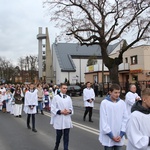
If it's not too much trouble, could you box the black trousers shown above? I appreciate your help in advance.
[54,128,70,150]
[27,114,35,129]
[83,107,93,121]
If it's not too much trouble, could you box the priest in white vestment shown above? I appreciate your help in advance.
[125,84,141,116]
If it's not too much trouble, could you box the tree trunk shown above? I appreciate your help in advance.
[101,43,123,89]
[108,65,119,84]
[108,63,125,99]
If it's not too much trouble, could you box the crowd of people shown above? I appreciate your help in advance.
[0,82,150,150]
[0,83,57,115]
[0,83,59,133]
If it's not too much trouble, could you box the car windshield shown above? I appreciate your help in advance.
[68,85,81,90]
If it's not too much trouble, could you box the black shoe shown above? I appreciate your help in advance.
[32,128,37,132]
[27,125,31,129]
[19,115,22,118]
[89,120,94,123]
[54,147,58,150]
[41,111,44,115]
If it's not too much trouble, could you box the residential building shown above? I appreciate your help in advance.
[85,45,150,91]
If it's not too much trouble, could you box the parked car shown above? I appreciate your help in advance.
[66,85,82,96]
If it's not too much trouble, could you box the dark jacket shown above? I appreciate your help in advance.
[131,100,150,114]
[14,92,23,104]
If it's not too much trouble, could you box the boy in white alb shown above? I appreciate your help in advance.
[50,83,73,150]
[99,84,128,150]
[0,91,3,111]
[5,89,13,113]
[126,88,150,150]
[83,82,95,122]
[24,83,38,132]
[0,85,6,112]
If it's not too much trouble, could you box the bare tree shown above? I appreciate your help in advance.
[25,56,30,71]
[0,57,15,83]
[29,55,38,82]
[44,0,150,84]
[17,55,38,82]
[18,55,38,71]
[18,57,25,71]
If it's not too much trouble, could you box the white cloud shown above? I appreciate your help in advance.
[0,0,59,66]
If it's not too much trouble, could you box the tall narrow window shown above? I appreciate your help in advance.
[131,55,137,65]
[104,75,110,83]
[125,57,128,63]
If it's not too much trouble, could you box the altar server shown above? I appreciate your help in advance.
[24,83,38,132]
[0,91,3,111]
[83,81,95,122]
[0,85,6,112]
[126,88,150,150]
[99,84,128,150]
[50,83,73,150]
[0,85,6,94]
[5,89,13,113]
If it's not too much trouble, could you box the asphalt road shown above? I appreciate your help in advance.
[0,96,126,150]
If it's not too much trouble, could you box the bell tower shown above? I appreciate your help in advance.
[37,27,54,83]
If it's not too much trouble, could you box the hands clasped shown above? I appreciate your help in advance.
[61,109,71,115]
[89,99,93,103]
[29,105,34,110]
[112,136,121,142]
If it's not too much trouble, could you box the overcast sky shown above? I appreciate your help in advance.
[0,0,59,66]
[0,0,148,66]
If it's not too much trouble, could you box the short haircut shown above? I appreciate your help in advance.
[60,83,67,87]
[142,88,150,97]
[86,81,91,85]
[109,84,121,92]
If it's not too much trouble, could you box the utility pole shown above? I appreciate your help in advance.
[102,59,104,93]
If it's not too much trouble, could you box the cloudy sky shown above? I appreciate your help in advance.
[0,0,59,65]
[0,0,148,66]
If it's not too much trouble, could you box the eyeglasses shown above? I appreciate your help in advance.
[62,88,68,89]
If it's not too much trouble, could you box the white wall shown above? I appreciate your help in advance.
[123,46,145,70]
[53,57,103,84]
[52,44,62,84]
[72,59,87,83]
[57,59,89,84]
[143,46,150,70]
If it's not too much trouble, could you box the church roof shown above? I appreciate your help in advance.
[52,42,120,72]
